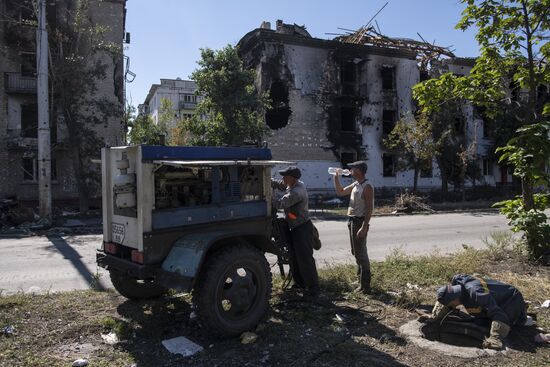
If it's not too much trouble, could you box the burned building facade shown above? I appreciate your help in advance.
[238,20,506,193]
[0,0,126,204]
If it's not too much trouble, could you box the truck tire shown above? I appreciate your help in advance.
[109,270,167,299]
[193,243,272,336]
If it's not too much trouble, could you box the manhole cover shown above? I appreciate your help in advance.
[399,320,507,358]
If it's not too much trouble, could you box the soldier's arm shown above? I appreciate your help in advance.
[333,175,354,196]
[278,188,302,209]
[471,290,510,325]
[271,179,286,191]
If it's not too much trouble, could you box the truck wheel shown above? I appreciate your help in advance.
[194,243,272,336]
[109,270,167,299]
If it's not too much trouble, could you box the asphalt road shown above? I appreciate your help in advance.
[0,211,510,295]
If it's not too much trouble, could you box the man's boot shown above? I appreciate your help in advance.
[483,320,510,350]
[355,270,372,294]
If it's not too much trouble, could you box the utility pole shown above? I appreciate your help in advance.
[37,0,51,219]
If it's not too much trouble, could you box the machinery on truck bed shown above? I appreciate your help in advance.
[97,145,290,336]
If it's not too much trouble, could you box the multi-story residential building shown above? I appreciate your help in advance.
[237,20,514,194]
[0,0,126,204]
[139,78,202,136]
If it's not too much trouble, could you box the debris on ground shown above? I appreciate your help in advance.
[72,359,89,367]
[1,325,15,336]
[334,314,345,323]
[240,331,259,344]
[392,193,435,214]
[541,300,550,308]
[101,332,119,345]
[162,336,203,357]
[323,198,343,206]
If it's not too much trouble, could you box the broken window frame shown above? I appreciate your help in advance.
[381,66,395,90]
[20,52,36,77]
[340,107,356,132]
[21,157,57,182]
[482,158,491,176]
[382,110,396,135]
[340,152,357,168]
[265,80,291,130]
[20,103,38,138]
[341,60,358,95]
[420,160,433,178]
[382,154,396,177]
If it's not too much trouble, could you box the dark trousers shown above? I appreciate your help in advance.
[348,217,371,289]
[289,220,319,291]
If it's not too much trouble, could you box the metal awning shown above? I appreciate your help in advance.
[152,160,294,167]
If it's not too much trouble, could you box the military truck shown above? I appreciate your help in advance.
[97,145,290,336]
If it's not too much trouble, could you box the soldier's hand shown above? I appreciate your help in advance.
[482,335,504,350]
[417,315,434,323]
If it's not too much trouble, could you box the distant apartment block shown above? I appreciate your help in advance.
[139,78,203,135]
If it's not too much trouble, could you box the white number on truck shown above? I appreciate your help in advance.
[112,223,125,244]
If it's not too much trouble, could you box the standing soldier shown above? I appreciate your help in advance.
[333,161,374,294]
[272,166,320,296]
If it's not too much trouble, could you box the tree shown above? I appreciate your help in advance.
[127,110,167,145]
[415,0,550,259]
[178,45,269,146]
[49,0,122,212]
[383,113,438,192]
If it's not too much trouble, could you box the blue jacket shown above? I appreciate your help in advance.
[451,274,527,326]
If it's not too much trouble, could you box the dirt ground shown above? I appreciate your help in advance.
[1,256,550,367]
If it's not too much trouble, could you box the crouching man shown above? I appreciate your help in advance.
[431,274,527,350]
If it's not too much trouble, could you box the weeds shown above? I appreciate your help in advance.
[482,231,528,261]
[99,316,134,340]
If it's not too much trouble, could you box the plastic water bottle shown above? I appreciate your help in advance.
[328,167,350,176]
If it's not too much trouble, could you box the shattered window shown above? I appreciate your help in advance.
[265,81,291,129]
[420,160,432,178]
[381,66,395,90]
[340,152,356,168]
[482,119,493,138]
[482,158,491,176]
[22,158,35,181]
[382,154,395,177]
[341,61,357,95]
[21,158,56,182]
[21,103,37,138]
[419,70,430,82]
[20,53,36,76]
[454,117,465,134]
[340,107,355,131]
[382,110,396,135]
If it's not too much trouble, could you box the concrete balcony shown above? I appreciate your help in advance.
[5,72,36,94]
[179,101,197,110]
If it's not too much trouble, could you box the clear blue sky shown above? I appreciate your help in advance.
[124,0,480,107]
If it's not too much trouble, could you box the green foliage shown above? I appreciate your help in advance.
[416,0,550,258]
[178,45,269,146]
[384,113,438,191]
[127,113,167,145]
[497,121,550,183]
[482,231,528,261]
[49,0,123,211]
[494,194,550,260]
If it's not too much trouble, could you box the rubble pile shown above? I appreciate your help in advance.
[0,199,101,236]
[393,193,435,214]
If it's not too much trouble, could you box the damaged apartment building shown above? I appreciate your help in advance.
[0,0,126,204]
[238,20,510,194]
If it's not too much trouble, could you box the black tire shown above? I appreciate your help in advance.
[193,243,272,336]
[109,270,168,300]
